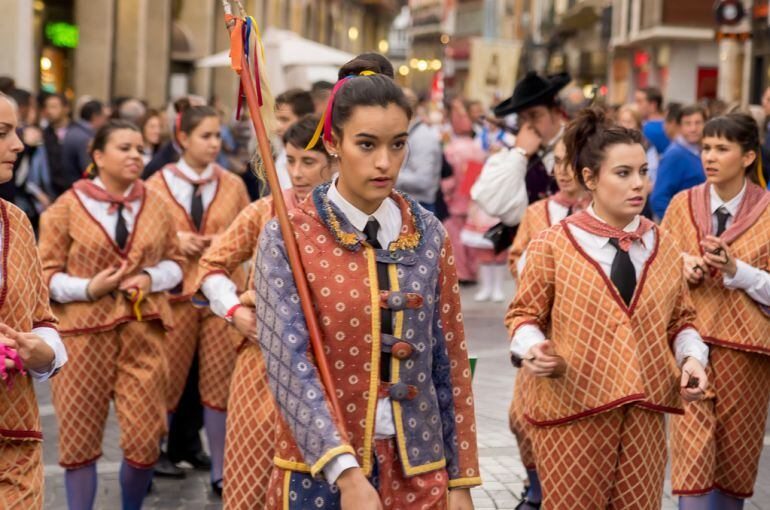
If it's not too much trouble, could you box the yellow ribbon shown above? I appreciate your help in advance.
[127,288,144,322]
[247,16,266,62]
[758,150,767,189]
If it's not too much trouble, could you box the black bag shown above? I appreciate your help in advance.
[483,222,518,254]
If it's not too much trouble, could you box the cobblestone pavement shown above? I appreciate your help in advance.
[38,280,770,509]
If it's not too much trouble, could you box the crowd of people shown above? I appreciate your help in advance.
[0,48,768,510]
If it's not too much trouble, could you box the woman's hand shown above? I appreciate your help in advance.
[682,253,706,286]
[119,272,152,296]
[178,232,210,257]
[522,340,566,378]
[0,324,55,373]
[87,261,129,299]
[680,356,708,402]
[232,306,257,342]
[336,468,383,510]
[449,488,475,510]
[701,236,737,278]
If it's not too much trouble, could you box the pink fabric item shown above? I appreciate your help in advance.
[0,344,26,390]
[72,179,146,214]
[443,215,477,281]
[550,192,590,212]
[443,136,486,216]
[689,181,770,245]
[165,164,224,193]
[565,210,655,252]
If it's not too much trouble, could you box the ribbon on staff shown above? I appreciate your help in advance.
[234,16,265,120]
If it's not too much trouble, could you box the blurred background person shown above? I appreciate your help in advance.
[650,104,707,219]
[271,89,314,190]
[117,98,147,125]
[395,88,443,213]
[443,97,487,284]
[635,87,670,156]
[310,80,333,114]
[140,109,163,165]
[61,99,108,190]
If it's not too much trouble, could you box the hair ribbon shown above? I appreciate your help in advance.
[305,70,376,150]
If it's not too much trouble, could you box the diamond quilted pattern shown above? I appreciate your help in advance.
[52,321,167,467]
[670,345,770,497]
[534,405,666,510]
[0,202,58,438]
[508,199,550,279]
[0,440,43,509]
[222,344,276,509]
[198,196,274,289]
[506,225,691,425]
[662,192,770,353]
[146,168,251,299]
[38,189,180,334]
[508,369,536,469]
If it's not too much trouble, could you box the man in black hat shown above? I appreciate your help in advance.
[471,71,571,227]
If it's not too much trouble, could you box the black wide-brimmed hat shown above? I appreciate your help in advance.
[493,71,572,117]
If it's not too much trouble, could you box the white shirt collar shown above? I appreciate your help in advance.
[586,204,641,248]
[175,157,215,181]
[92,177,137,198]
[326,179,398,234]
[709,180,746,217]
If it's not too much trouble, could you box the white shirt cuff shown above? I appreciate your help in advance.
[673,327,709,368]
[374,397,396,439]
[49,273,90,303]
[201,274,241,318]
[722,259,770,307]
[323,453,360,485]
[510,324,546,359]
[144,260,183,293]
[27,326,67,381]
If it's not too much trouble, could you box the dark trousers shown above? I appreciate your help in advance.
[167,353,204,461]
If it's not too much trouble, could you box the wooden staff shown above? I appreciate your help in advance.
[220,0,348,438]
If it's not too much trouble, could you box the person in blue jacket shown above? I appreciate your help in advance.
[649,104,707,219]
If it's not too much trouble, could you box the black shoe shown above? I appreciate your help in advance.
[154,452,186,479]
[211,479,223,497]
[514,498,541,509]
[178,451,211,471]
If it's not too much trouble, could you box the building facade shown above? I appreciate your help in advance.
[609,0,719,105]
[3,0,398,110]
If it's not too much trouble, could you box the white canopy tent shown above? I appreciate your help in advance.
[196,28,355,93]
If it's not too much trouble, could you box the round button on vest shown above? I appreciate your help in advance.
[392,341,413,360]
[388,382,410,401]
[387,292,405,309]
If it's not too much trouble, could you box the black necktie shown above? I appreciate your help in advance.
[715,207,730,237]
[115,204,129,250]
[567,205,574,216]
[608,238,636,307]
[190,184,204,231]
[364,218,393,381]
[364,218,381,249]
